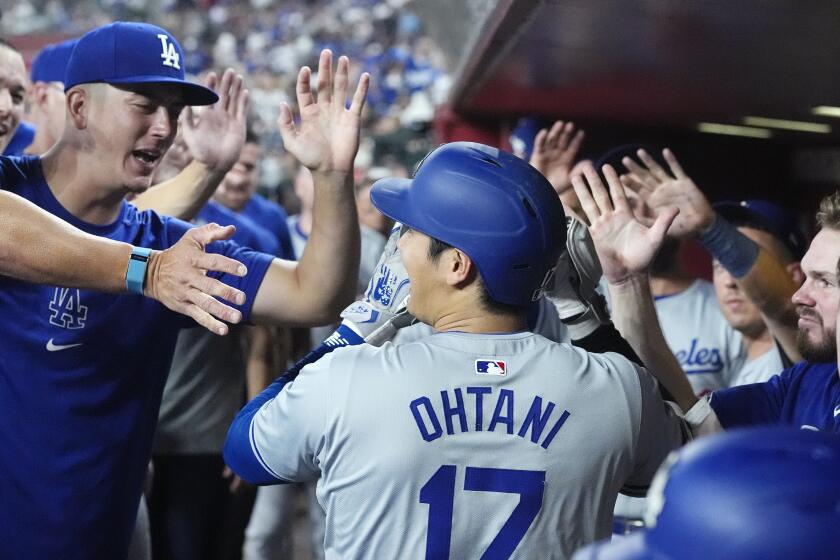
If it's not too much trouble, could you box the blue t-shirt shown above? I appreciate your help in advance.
[710,362,840,433]
[0,155,274,559]
[3,121,36,155]
[198,199,279,255]
[243,193,294,259]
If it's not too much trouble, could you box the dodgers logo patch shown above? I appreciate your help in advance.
[475,360,506,376]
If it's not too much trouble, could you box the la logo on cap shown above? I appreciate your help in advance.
[157,33,180,70]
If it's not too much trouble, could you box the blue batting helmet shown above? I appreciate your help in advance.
[370,142,566,306]
[574,427,840,560]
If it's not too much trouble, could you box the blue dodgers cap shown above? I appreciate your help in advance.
[509,116,547,159]
[714,199,808,261]
[64,22,218,106]
[31,39,77,83]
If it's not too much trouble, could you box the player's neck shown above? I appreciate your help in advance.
[742,326,775,361]
[432,308,527,335]
[649,274,694,297]
[40,143,126,225]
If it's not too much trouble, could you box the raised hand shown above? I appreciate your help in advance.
[181,69,250,173]
[145,223,249,335]
[571,163,678,285]
[278,50,369,174]
[621,148,715,238]
[529,120,585,195]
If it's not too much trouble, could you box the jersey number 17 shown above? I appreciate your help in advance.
[420,465,545,559]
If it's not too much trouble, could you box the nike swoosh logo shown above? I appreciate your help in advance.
[46,339,83,352]
[834,406,840,418]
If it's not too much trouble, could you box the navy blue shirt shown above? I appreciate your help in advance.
[243,193,294,259]
[710,362,840,433]
[0,156,274,559]
[198,199,279,255]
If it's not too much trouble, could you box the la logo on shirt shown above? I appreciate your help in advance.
[48,288,87,329]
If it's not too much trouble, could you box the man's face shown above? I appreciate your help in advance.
[35,81,67,143]
[713,227,777,338]
[791,228,840,362]
[397,226,443,325]
[0,46,26,153]
[84,83,183,193]
[215,143,261,212]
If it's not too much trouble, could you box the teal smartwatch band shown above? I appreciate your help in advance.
[126,247,152,295]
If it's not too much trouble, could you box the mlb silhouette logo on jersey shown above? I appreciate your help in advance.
[476,360,506,376]
[157,33,180,69]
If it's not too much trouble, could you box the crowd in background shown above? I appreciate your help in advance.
[2,0,447,206]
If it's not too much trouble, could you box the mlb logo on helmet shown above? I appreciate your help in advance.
[475,360,506,376]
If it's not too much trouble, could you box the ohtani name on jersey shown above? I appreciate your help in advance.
[409,387,571,450]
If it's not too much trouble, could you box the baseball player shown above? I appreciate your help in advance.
[571,161,840,436]
[0,20,368,559]
[224,142,686,559]
[574,427,840,559]
[18,35,251,223]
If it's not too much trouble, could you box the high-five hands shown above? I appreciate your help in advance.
[529,120,585,196]
[181,69,250,174]
[278,49,369,175]
[621,149,714,238]
[571,163,679,285]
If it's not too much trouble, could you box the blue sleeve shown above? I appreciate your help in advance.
[224,323,364,484]
[223,374,294,484]
[709,365,798,428]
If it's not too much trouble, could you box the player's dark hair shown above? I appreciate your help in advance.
[427,236,527,316]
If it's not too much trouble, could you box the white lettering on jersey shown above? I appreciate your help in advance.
[48,288,88,329]
[157,34,181,69]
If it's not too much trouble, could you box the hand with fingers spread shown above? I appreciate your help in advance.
[181,69,250,173]
[621,148,715,238]
[529,120,586,195]
[279,49,369,174]
[572,163,679,285]
[145,223,249,335]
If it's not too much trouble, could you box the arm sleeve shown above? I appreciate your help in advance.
[224,354,335,484]
[622,363,688,496]
[709,368,790,428]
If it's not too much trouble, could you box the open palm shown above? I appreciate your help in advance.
[621,149,714,238]
[279,50,369,174]
[572,163,678,285]
[182,69,250,172]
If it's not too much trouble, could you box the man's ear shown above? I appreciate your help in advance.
[66,87,89,130]
[29,83,49,106]
[445,248,475,288]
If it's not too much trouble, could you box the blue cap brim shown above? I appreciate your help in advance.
[98,75,218,106]
[370,177,419,228]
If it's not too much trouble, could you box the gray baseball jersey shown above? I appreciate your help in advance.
[653,280,746,395]
[392,296,571,346]
[249,331,684,559]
